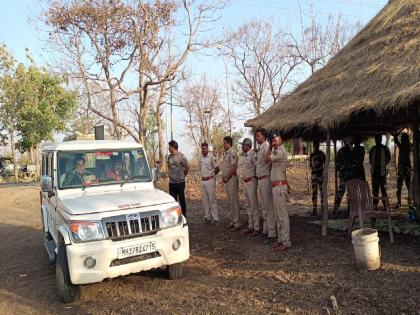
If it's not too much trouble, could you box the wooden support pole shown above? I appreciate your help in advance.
[412,117,420,220]
[322,130,331,236]
[334,139,338,194]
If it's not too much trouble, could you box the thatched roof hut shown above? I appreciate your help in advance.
[245,0,420,230]
[245,0,420,139]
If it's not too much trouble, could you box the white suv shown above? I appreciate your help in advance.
[40,141,190,302]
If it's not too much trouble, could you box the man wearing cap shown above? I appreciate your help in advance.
[239,138,260,235]
[255,128,276,239]
[222,136,241,230]
[265,131,290,251]
[199,142,220,223]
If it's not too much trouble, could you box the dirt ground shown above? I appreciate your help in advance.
[0,163,419,315]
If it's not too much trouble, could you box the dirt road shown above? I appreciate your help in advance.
[0,180,419,314]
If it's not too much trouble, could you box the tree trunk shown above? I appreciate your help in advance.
[35,144,41,179]
[139,89,148,146]
[110,89,121,140]
[156,104,167,172]
[9,125,18,183]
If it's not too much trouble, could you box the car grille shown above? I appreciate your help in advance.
[102,211,160,241]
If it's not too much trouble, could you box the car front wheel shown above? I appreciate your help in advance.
[56,244,78,303]
[166,263,183,280]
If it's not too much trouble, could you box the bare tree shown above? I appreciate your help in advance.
[44,0,225,169]
[180,77,224,158]
[288,4,361,75]
[224,20,300,116]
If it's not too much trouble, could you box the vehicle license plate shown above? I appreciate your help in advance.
[118,241,156,259]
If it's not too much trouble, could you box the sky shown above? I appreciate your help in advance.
[0,0,388,158]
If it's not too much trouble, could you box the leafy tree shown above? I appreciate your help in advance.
[0,44,21,181]
[0,44,78,177]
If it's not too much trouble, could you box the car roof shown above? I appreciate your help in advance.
[42,140,143,152]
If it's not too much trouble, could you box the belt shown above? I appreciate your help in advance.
[243,176,254,183]
[201,176,214,181]
[257,175,269,180]
[272,180,288,187]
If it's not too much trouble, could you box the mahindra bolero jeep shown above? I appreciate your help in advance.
[40,141,190,302]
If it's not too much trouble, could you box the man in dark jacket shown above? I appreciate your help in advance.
[309,140,326,216]
[394,131,412,208]
[369,135,391,209]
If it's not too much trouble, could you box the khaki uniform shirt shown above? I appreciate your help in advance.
[200,154,218,177]
[240,150,256,179]
[270,145,289,182]
[221,147,238,177]
[256,141,271,177]
[168,152,188,183]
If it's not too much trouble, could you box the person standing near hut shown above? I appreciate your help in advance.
[394,131,412,209]
[333,137,354,214]
[369,135,391,210]
[168,140,190,217]
[352,136,366,181]
[265,131,290,252]
[309,140,326,216]
[199,142,220,223]
[255,128,276,239]
[222,136,241,230]
[239,138,260,235]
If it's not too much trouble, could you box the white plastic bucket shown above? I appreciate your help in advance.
[351,228,380,270]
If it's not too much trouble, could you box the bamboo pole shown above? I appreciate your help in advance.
[322,130,331,236]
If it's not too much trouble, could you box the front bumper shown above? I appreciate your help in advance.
[66,225,189,285]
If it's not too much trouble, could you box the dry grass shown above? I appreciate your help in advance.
[246,0,420,134]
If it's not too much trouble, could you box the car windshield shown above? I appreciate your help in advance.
[58,148,151,189]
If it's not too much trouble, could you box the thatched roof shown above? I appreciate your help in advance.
[245,0,420,136]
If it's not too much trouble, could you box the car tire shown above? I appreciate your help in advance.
[166,263,183,280]
[56,244,78,303]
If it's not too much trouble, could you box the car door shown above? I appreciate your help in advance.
[42,153,59,242]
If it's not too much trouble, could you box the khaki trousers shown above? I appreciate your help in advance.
[201,178,219,220]
[258,177,276,237]
[243,179,260,230]
[272,185,291,247]
[226,175,240,226]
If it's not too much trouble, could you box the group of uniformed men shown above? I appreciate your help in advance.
[309,132,414,215]
[167,129,291,252]
[166,130,414,251]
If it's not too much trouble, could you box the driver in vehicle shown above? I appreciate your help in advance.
[106,157,129,181]
[62,156,97,186]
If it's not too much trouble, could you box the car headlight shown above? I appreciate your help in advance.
[161,206,182,229]
[70,221,105,242]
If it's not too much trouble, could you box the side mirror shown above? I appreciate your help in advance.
[41,175,53,192]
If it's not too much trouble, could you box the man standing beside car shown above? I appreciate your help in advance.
[168,140,190,217]
[200,142,220,223]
